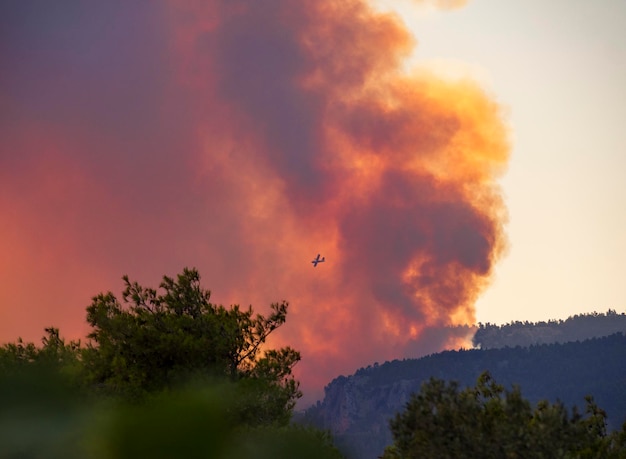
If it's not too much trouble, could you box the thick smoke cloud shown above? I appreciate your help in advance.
[0,0,508,401]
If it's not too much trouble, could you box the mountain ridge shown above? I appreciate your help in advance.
[303,312,626,459]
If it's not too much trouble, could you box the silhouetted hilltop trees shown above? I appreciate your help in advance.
[473,309,626,349]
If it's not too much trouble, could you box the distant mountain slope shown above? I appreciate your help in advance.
[303,333,626,459]
[473,310,626,349]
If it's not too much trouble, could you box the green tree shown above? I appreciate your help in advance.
[383,372,626,459]
[0,269,346,456]
[0,327,82,378]
[81,268,301,420]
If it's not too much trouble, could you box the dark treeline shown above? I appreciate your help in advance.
[473,309,626,349]
[304,333,626,459]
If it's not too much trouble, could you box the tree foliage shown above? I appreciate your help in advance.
[81,268,301,416]
[1,268,303,426]
[0,268,336,457]
[383,372,626,459]
[0,327,81,380]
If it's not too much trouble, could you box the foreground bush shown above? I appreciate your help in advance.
[383,372,626,458]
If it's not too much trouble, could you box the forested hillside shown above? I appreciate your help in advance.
[473,310,626,349]
[303,333,626,459]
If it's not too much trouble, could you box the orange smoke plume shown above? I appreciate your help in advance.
[169,0,509,398]
[0,0,508,402]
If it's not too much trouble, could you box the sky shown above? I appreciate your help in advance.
[379,0,626,325]
[1,0,624,402]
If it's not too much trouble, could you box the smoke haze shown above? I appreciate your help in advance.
[0,0,508,400]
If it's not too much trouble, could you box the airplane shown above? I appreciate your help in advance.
[311,253,325,267]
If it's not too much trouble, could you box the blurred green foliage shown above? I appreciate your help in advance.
[0,370,343,458]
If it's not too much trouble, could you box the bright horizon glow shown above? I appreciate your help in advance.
[374,0,626,325]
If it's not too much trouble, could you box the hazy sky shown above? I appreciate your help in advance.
[1,0,624,401]
[379,0,626,324]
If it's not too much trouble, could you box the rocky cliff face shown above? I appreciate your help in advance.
[305,369,425,459]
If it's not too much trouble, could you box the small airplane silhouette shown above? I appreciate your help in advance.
[311,254,325,267]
